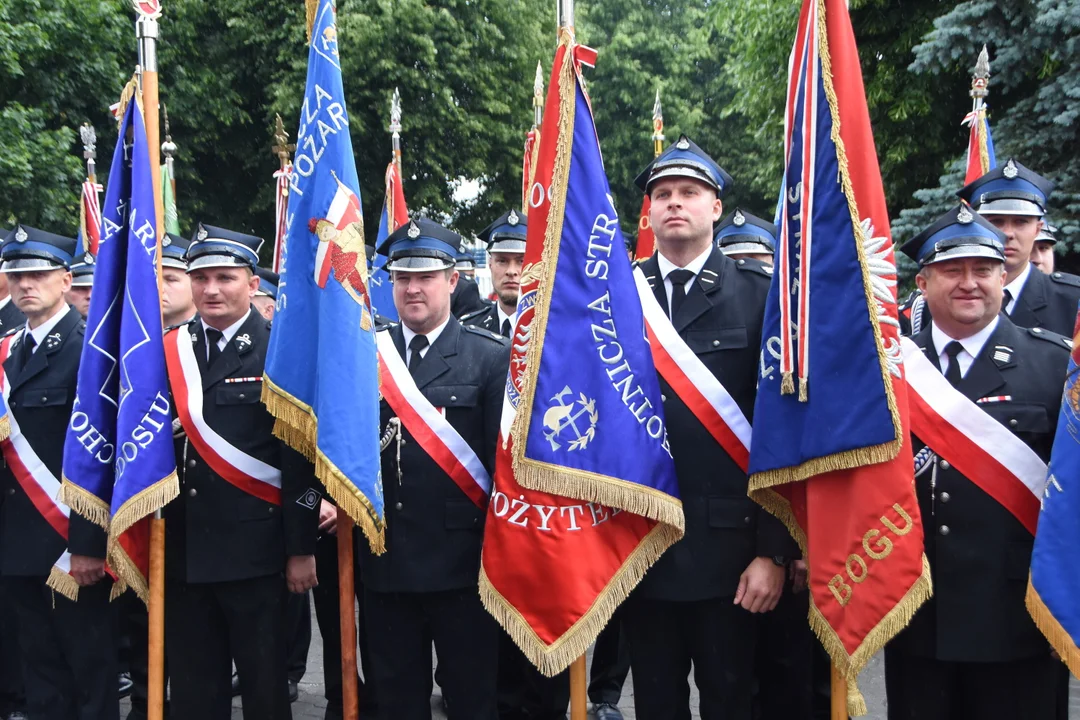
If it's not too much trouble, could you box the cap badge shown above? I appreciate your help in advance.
[957,205,974,224]
[84,252,95,264]
[407,222,420,239]
[1003,159,1018,179]
[162,235,172,247]
[676,137,690,150]
[733,209,746,227]
[196,226,208,241]
[14,228,27,243]
[508,209,520,226]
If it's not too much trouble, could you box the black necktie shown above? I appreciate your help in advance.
[943,341,964,387]
[206,328,224,367]
[500,318,511,338]
[667,269,695,320]
[408,334,429,372]
[19,334,36,369]
[1003,288,1013,314]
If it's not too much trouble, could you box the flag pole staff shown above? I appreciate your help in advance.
[271,115,295,273]
[555,2,590,714]
[651,89,664,159]
[389,88,403,173]
[135,2,167,719]
[533,62,544,131]
[970,45,991,176]
[80,124,98,186]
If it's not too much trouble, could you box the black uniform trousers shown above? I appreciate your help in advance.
[752,581,814,720]
[312,531,375,717]
[625,594,756,720]
[0,580,25,716]
[588,608,629,706]
[6,576,118,720]
[286,590,311,684]
[884,647,1059,720]
[165,574,291,720]
[364,586,498,720]
[497,633,569,720]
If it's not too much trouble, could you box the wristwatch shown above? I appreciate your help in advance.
[771,555,789,567]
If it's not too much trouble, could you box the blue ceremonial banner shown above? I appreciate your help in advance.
[263,0,384,550]
[60,81,179,600]
[1027,307,1080,676]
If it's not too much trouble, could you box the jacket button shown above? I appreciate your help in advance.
[188,488,197,498]
[450,395,457,402]
[940,492,951,503]
[187,458,196,468]
[938,525,950,536]
[268,507,275,514]
[737,259,746,266]
[744,516,751,525]
[40,396,47,403]
[1009,418,1018,427]
[1032,328,1043,334]
[6,488,13,496]
[939,460,950,470]
[712,340,721,347]
[661,394,667,402]
[395,502,403,510]
[238,393,245,400]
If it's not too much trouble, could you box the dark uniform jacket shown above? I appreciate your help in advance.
[892,316,1069,662]
[461,303,506,337]
[0,307,106,576]
[900,265,1080,337]
[0,300,25,336]
[635,249,795,602]
[165,310,320,584]
[361,316,509,594]
[450,276,491,320]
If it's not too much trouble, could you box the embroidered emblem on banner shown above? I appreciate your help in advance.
[542,386,598,451]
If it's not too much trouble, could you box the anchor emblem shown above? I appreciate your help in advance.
[542,385,598,451]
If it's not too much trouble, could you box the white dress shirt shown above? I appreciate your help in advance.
[402,315,451,366]
[1002,262,1031,315]
[931,315,999,380]
[496,304,517,336]
[202,309,251,360]
[656,246,713,312]
[24,304,71,353]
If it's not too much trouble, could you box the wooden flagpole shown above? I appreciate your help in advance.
[338,515,360,720]
[135,2,167,719]
[831,665,847,719]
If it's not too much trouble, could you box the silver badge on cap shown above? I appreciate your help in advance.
[508,209,520,226]
[733,209,746,226]
[84,252,95,264]
[14,228,27,243]
[957,205,974,224]
[162,235,172,247]
[196,226,208,241]
[407,222,420,239]
[1003,159,1018,179]
[676,138,690,150]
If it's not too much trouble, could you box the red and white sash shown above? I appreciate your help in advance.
[0,332,75,589]
[163,328,282,505]
[376,331,491,509]
[902,337,1044,534]
[632,267,752,471]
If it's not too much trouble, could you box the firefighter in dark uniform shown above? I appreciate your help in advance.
[65,253,95,319]
[463,209,526,339]
[450,246,491,319]
[0,229,24,337]
[0,225,117,720]
[363,218,509,720]
[903,159,1080,337]
[628,137,797,720]
[887,205,1069,719]
[715,208,776,268]
[164,223,320,720]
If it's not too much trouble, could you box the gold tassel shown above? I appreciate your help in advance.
[58,479,112,529]
[780,372,795,396]
[47,567,80,602]
[1026,581,1080,678]
[0,415,9,443]
[798,377,808,403]
[305,0,319,43]
[108,544,149,604]
[113,77,139,131]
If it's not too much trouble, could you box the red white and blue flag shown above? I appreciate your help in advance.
[369,162,408,322]
[747,0,930,713]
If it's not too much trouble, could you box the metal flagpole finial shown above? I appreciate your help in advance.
[389,88,402,137]
[161,104,177,159]
[133,0,161,72]
[80,123,97,162]
[971,45,990,100]
[651,89,664,157]
[557,0,574,30]
[534,62,544,107]
[272,114,295,163]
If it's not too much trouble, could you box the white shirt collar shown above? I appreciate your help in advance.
[931,315,1000,379]
[1003,262,1032,314]
[496,304,517,332]
[202,309,251,350]
[657,245,713,283]
[402,314,452,360]
[26,304,71,350]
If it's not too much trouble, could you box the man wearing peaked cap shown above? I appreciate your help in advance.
[449,254,490,320]
[1030,218,1057,275]
[253,267,279,321]
[888,205,1069,719]
[455,250,477,279]
[629,138,797,720]
[463,209,526,339]
[163,221,321,720]
[66,252,95,319]
[715,208,776,267]
[0,225,119,719]
[0,229,25,335]
[955,158,1080,336]
[160,233,195,329]
[366,217,509,720]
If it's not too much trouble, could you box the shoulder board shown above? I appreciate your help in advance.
[77,320,86,332]
[460,307,490,323]
[899,289,922,310]
[1027,326,1073,350]
[1,326,21,339]
[1049,271,1080,289]
[375,323,394,335]
[733,257,773,278]
[462,324,508,344]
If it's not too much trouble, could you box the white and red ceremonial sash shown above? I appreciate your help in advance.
[376,331,491,509]
[0,332,73,579]
[902,337,1043,534]
[163,328,282,505]
[632,267,752,471]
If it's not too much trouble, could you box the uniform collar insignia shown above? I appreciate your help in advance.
[235,333,252,348]
[44,332,62,349]
[992,345,1012,365]
[1003,159,1018,179]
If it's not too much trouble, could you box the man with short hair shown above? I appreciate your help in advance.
[1030,220,1057,275]
[364,217,509,720]
[253,268,279,321]
[463,210,525,339]
[888,205,1070,719]
[65,254,95,318]
[160,233,195,329]
[0,225,117,720]
[163,223,320,720]
[629,137,795,719]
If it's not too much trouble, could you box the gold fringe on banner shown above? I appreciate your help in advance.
[101,471,180,605]
[0,415,9,443]
[46,566,80,602]
[1026,581,1080,678]
[262,375,386,554]
[480,522,681,677]
[305,0,319,43]
[114,77,139,132]
[58,478,112,530]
